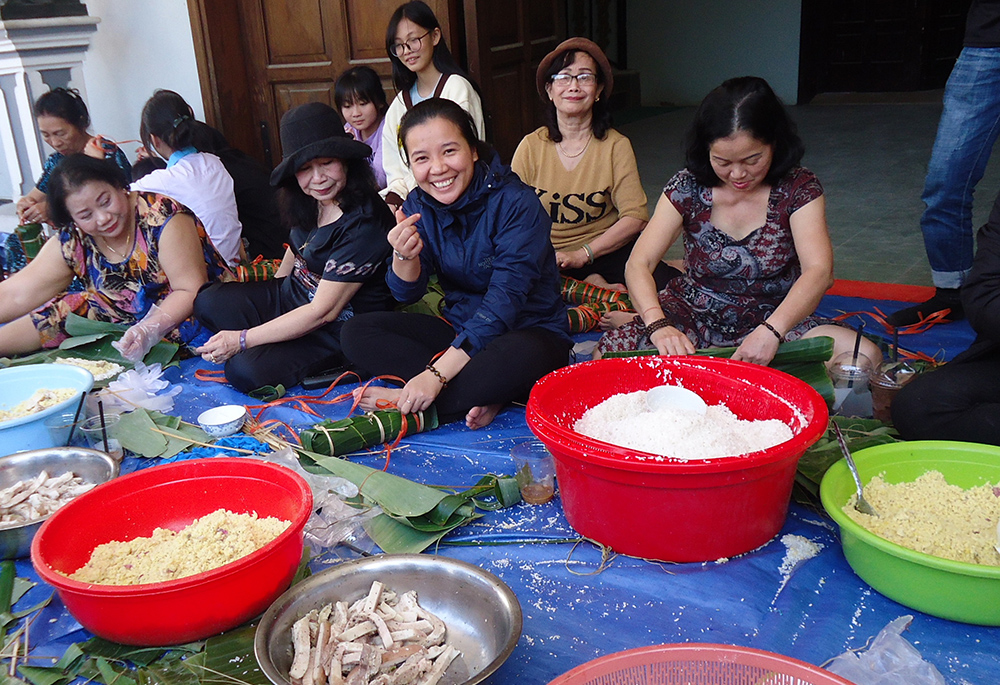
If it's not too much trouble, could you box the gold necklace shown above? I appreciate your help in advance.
[557,133,592,159]
[102,230,133,260]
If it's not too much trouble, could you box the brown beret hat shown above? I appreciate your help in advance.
[535,37,614,98]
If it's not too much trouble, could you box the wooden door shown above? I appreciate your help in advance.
[799,0,971,102]
[188,0,456,169]
[464,0,564,162]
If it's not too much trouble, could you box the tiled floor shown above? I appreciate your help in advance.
[617,99,1000,286]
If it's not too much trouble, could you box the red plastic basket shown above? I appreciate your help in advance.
[548,644,852,685]
[526,356,828,562]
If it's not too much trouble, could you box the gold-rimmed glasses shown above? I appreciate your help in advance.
[550,72,598,88]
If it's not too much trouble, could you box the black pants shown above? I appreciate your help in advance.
[891,353,1000,445]
[563,239,680,291]
[341,312,570,423]
[194,280,346,393]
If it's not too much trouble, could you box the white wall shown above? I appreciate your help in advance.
[81,0,203,160]
[628,1,801,106]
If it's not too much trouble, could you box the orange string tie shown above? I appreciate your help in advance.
[194,368,228,383]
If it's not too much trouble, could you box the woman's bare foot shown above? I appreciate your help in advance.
[465,404,502,430]
[582,273,628,291]
[352,385,402,411]
[599,310,635,331]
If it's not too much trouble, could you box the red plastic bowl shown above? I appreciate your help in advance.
[526,356,828,562]
[31,457,312,646]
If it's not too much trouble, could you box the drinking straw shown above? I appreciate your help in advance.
[892,328,899,363]
[66,393,85,446]
[847,321,865,390]
[98,399,109,452]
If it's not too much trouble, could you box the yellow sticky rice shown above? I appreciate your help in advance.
[69,509,290,585]
[0,388,75,422]
[844,471,1000,566]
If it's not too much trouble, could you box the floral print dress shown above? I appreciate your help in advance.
[30,192,229,348]
[598,167,826,354]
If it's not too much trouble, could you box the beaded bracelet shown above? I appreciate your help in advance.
[760,321,784,342]
[644,317,672,336]
[581,243,595,264]
[425,363,449,387]
[239,329,248,352]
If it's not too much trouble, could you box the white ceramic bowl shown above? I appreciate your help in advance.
[196,404,247,437]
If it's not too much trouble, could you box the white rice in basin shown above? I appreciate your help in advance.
[574,390,793,461]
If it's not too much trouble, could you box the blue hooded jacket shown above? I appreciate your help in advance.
[391,153,570,356]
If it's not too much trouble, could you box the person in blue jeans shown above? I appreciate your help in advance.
[889,0,1000,327]
[891,184,1000,445]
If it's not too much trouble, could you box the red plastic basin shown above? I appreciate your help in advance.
[31,457,312,646]
[526,356,828,562]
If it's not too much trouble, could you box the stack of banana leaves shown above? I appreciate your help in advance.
[294,447,521,555]
[0,313,179,387]
[601,335,836,406]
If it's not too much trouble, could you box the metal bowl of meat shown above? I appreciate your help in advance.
[0,447,119,559]
[255,554,522,685]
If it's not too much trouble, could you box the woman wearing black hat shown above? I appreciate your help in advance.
[192,102,395,393]
[511,38,677,326]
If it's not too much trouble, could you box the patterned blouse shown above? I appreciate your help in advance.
[30,192,229,348]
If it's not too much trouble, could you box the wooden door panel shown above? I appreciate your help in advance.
[465,0,563,161]
[799,0,972,100]
[193,0,469,168]
[345,0,398,60]
[261,0,329,63]
[273,84,337,115]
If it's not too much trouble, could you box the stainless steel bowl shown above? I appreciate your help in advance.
[255,554,522,685]
[0,447,119,559]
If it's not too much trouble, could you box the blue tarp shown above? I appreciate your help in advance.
[10,293,998,684]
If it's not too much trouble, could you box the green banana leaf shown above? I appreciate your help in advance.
[0,313,179,382]
[793,415,901,504]
[299,449,520,553]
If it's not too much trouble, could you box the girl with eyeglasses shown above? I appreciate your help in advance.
[512,39,679,330]
[381,0,485,210]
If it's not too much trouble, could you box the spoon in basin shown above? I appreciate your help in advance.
[645,384,708,415]
[833,422,878,516]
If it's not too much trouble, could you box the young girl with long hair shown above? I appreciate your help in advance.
[380,0,485,208]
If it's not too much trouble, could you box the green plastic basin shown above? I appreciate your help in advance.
[820,440,1000,625]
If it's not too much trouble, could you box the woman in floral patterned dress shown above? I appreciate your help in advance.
[597,77,879,367]
[0,154,227,361]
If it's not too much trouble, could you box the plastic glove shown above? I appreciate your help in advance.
[113,304,172,362]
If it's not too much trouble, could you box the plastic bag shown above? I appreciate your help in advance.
[826,615,946,685]
[96,362,181,414]
[252,448,378,556]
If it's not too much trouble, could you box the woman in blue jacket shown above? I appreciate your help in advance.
[342,98,570,429]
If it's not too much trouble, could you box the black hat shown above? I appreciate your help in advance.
[269,102,372,186]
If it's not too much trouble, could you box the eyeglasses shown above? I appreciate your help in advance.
[391,30,432,57]
[550,73,598,87]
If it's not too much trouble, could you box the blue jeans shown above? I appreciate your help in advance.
[921,47,1000,289]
